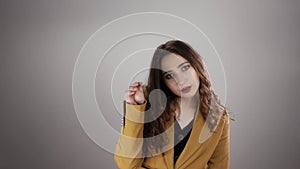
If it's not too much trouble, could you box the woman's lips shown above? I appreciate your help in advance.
[181,86,192,93]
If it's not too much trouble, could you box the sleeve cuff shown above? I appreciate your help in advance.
[123,100,147,124]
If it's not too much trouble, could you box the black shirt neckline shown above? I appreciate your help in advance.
[173,117,195,164]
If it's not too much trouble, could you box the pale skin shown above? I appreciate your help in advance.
[125,53,200,129]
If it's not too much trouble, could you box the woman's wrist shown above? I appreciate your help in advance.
[125,100,146,105]
[137,100,146,105]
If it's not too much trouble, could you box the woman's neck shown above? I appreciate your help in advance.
[175,92,200,126]
[177,92,200,115]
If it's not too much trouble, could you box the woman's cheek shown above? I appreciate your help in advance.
[165,80,180,95]
[171,84,180,95]
[165,82,175,92]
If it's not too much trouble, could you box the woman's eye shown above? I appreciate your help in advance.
[182,65,190,71]
[165,73,174,79]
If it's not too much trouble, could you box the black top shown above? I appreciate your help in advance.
[173,117,194,164]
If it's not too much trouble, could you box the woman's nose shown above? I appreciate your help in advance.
[175,74,187,86]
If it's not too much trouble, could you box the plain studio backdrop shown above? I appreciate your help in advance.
[0,0,299,169]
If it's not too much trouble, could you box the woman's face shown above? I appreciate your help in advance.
[161,53,200,98]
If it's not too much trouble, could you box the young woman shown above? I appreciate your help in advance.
[115,40,230,169]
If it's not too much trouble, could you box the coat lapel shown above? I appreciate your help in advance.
[162,117,175,169]
[163,147,174,169]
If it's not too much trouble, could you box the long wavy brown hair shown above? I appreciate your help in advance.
[143,40,228,155]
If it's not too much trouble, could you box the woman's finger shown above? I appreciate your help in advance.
[125,89,136,94]
[128,87,138,91]
[124,90,137,104]
[129,81,142,87]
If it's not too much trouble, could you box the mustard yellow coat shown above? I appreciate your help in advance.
[114,101,230,169]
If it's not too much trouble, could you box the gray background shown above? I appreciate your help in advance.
[1,0,299,169]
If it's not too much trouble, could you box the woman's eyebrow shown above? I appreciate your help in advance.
[162,61,189,75]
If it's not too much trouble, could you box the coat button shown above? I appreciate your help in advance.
[178,134,184,141]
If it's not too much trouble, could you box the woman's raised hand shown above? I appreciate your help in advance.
[125,81,145,105]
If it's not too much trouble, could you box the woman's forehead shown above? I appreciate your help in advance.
[160,53,188,71]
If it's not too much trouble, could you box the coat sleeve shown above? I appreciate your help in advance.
[207,113,230,169]
[114,101,147,169]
